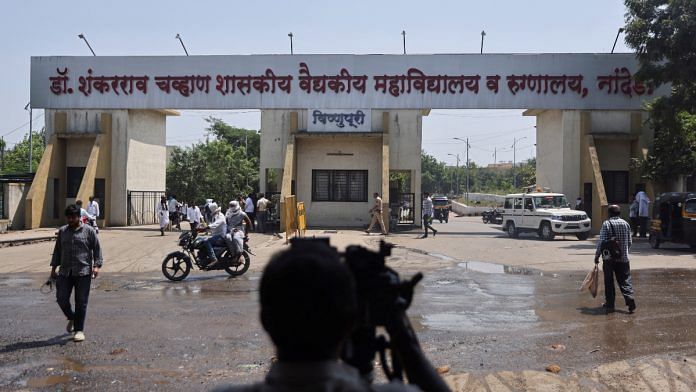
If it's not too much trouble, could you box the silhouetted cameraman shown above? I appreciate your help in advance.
[213,241,449,391]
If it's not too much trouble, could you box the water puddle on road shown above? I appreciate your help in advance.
[25,375,70,388]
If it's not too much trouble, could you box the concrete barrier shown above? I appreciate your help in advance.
[451,201,489,216]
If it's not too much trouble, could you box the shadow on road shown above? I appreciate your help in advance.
[0,335,71,354]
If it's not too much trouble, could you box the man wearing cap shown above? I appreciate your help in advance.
[203,203,227,269]
[225,201,253,257]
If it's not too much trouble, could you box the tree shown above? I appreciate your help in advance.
[0,130,45,175]
[167,120,259,205]
[624,0,696,182]
[204,116,260,159]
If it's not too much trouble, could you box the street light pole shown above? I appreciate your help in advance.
[611,27,625,54]
[24,102,32,173]
[512,136,527,189]
[175,34,189,56]
[288,33,294,55]
[480,30,486,54]
[401,30,406,54]
[448,153,460,195]
[77,33,96,56]
[453,137,470,204]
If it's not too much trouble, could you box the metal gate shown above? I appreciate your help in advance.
[127,190,165,226]
[393,193,415,224]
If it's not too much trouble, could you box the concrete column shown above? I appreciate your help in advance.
[381,112,390,233]
[279,112,298,231]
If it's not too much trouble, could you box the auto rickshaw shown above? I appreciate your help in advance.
[649,192,696,249]
[432,195,451,223]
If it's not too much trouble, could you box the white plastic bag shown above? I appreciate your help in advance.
[580,265,599,298]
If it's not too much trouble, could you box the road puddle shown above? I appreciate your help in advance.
[25,375,70,388]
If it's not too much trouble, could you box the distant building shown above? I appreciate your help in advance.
[487,162,514,170]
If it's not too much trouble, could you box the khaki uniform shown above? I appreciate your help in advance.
[366,196,387,234]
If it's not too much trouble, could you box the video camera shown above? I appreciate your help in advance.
[289,238,423,382]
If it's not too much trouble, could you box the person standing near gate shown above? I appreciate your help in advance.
[244,193,256,232]
[422,192,437,238]
[50,204,103,342]
[594,204,636,314]
[156,195,169,236]
[256,193,270,233]
[629,195,639,237]
[365,192,388,235]
[635,190,651,237]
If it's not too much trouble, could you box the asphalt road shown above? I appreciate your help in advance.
[1,216,696,391]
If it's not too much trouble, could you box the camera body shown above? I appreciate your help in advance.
[289,238,423,381]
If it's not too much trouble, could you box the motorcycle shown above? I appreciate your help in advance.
[481,208,503,224]
[162,229,251,281]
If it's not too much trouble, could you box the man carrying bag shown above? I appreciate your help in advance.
[594,204,636,314]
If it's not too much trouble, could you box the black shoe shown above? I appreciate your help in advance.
[364,230,370,235]
[602,303,615,313]
[628,301,636,314]
[206,258,220,270]
[433,230,437,237]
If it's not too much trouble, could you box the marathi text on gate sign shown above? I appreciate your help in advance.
[31,54,668,110]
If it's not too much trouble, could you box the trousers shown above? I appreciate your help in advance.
[56,273,92,332]
[602,261,635,308]
[366,212,387,234]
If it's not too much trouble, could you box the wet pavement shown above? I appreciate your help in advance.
[2,257,696,391]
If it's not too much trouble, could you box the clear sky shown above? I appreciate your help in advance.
[0,0,632,166]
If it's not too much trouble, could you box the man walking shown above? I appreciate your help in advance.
[244,193,256,232]
[86,196,100,233]
[256,193,270,233]
[50,204,103,342]
[636,190,651,237]
[594,204,636,314]
[422,192,437,238]
[365,192,387,235]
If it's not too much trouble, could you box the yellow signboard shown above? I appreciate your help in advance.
[297,202,306,236]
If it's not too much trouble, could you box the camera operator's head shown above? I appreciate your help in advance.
[260,241,357,362]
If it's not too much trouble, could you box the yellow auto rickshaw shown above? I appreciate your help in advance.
[649,192,696,249]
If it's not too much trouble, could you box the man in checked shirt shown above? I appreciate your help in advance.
[594,204,636,314]
[50,204,103,342]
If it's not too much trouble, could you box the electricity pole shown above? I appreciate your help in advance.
[512,136,527,189]
[448,153,460,195]
[24,102,32,173]
[453,137,470,204]
[401,30,406,54]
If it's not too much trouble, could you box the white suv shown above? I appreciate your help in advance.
[500,192,591,240]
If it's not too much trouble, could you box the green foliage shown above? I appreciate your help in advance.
[421,151,535,195]
[0,130,45,175]
[624,0,696,181]
[166,121,259,205]
[204,116,260,158]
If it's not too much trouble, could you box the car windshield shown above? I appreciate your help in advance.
[686,199,696,214]
[533,196,569,209]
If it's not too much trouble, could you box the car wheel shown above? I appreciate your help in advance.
[649,234,660,249]
[506,222,518,238]
[539,222,555,241]
[576,231,590,241]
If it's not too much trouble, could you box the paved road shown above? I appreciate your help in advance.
[1,217,696,391]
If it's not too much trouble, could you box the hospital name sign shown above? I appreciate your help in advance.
[30,54,666,110]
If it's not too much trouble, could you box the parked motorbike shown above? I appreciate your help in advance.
[162,229,251,281]
[481,208,503,224]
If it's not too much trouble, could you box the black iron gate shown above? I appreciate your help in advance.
[127,190,165,226]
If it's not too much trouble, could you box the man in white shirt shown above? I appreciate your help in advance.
[244,193,256,232]
[187,203,202,231]
[86,196,100,233]
[256,194,270,233]
[204,203,227,269]
[636,190,651,238]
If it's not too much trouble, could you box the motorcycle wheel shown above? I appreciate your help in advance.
[225,251,251,277]
[162,252,192,281]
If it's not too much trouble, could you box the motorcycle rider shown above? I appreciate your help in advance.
[203,203,227,269]
[225,201,252,258]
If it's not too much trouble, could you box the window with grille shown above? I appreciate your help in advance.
[602,171,629,204]
[312,170,368,202]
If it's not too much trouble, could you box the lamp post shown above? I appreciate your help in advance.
[480,30,486,54]
[512,136,528,189]
[288,32,294,55]
[611,27,625,54]
[77,33,96,56]
[175,33,189,56]
[448,153,460,196]
[24,102,32,173]
[453,137,470,204]
[401,30,406,54]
